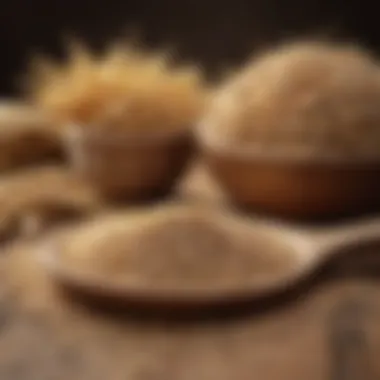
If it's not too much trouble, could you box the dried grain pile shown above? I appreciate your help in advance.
[25,42,209,133]
[59,207,295,289]
[201,41,380,158]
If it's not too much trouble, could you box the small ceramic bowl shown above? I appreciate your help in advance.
[197,129,380,220]
[64,126,193,201]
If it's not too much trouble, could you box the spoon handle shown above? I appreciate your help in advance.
[312,219,380,258]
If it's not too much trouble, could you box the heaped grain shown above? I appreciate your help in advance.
[201,41,380,159]
[25,42,209,134]
[59,208,295,290]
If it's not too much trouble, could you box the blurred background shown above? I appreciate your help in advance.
[0,0,378,95]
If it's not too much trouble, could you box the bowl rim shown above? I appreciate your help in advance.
[65,123,192,146]
[195,122,380,166]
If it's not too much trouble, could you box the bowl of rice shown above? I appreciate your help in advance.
[197,41,380,219]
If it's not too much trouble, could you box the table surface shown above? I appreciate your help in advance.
[0,162,379,380]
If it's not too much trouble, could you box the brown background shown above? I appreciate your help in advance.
[0,0,379,95]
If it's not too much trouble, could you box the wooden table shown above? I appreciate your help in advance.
[0,163,379,380]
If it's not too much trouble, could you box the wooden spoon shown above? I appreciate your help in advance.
[37,210,380,310]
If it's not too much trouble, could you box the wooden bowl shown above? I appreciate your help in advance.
[64,126,193,201]
[199,140,380,220]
